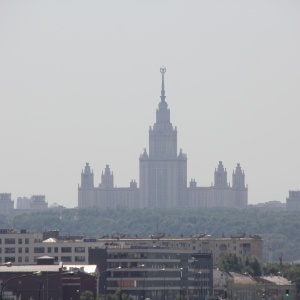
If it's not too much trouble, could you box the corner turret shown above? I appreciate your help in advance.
[100,165,114,189]
[80,163,94,188]
[232,163,246,189]
[214,161,228,188]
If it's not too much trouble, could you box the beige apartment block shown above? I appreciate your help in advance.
[0,229,262,267]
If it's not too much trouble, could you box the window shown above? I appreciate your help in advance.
[48,247,51,253]
[18,257,22,263]
[75,247,85,253]
[25,247,29,253]
[0,239,2,244]
[54,247,58,253]
[5,257,15,262]
[61,256,72,262]
[61,247,72,253]
[5,248,15,254]
[25,257,29,262]
[18,238,22,244]
[75,256,85,262]
[34,247,45,253]
[25,238,29,244]
[5,238,15,244]
[18,248,22,253]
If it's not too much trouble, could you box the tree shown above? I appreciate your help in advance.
[219,254,262,276]
[107,289,133,300]
[80,290,94,300]
[244,256,262,276]
[263,263,281,276]
[219,253,243,273]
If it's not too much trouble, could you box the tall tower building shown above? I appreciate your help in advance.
[139,68,187,207]
[78,68,247,209]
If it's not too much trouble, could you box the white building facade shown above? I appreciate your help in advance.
[78,69,248,209]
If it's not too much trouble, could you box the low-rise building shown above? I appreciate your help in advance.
[227,272,296,300]
[0,229,263,268]
[252,201,286,212]
[0,259,99,300]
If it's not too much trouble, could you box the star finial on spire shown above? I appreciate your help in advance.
[160,66,166,102]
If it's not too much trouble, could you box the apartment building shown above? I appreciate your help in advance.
[98,248,213,300]
[0,229,262,267]
[286,190,300,211]
[0,193,14,215]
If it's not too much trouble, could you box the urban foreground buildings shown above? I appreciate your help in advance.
[0,228,263,299]
[0,259,99,300]
[0,228,262,267]
[78,68,248,209]
[0,228,296,300]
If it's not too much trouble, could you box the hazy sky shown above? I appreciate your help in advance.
[1,1,299,208]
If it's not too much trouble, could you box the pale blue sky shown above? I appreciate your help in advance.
[0,1,299,207]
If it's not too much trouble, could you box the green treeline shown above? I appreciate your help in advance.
[1,206,300,263]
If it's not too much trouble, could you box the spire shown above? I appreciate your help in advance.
[160,66,166,102]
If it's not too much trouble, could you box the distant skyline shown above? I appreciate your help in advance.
[1,1,299,208]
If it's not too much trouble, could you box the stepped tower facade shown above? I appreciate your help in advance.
[139,67,187,207]
[78,68,247,209]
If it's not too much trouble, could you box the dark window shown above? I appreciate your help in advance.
[75,256,85,262]
[5,248,15,254]
[61,247,72,253]
[75,247,85,253]
[5,257,15,262]
[34,247,45,253]
[61,256,72,262]
[5,238,15,244]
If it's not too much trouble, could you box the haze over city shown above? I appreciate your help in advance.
[1,1,299,208]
